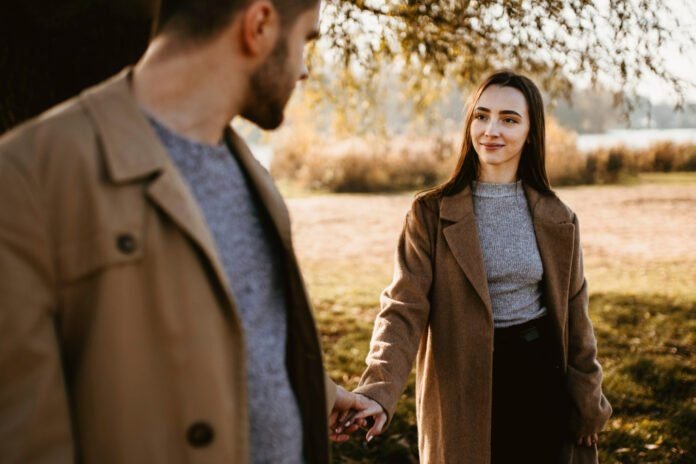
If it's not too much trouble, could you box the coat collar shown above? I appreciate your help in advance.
[439,186,491,315]
[79,67,293,251]
[79,67,168,184]
[439,182,575,329]
[80,68,240,319]
[440,183,574,225]
[77,67,294,326]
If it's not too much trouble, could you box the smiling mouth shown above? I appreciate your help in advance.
[481,143,505,149]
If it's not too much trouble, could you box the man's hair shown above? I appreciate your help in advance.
[153,0,318,41]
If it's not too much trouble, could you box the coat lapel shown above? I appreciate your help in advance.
[440,187,493,317]
[80,68,237,311]
[145,167,234,296]
[533,220,574,330]
[438,184,576,327]
[224,127,293,251]
[524,185,575,339]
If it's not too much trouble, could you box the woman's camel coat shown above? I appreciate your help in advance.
[355,185,612,464]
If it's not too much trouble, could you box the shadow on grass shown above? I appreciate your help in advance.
[317,293,695,463]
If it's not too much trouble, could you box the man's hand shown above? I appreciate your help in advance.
[329,386,386,442]
[329,386,387,443]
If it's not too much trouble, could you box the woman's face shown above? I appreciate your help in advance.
[470,84,530,179]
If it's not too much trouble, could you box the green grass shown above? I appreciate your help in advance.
[291,172,695,462]
[636,172,696,185]
[599,171,696,187]
[279,171,696,198]
[318,293,696,463]
[586,262,696,301]
[593,294,695,463]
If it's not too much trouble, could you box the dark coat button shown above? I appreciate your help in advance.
[187,422,214,448]
[116,234,137,254]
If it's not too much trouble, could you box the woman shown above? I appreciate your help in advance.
[344,71,612,463]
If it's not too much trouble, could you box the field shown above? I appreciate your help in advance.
[284,173,696,463]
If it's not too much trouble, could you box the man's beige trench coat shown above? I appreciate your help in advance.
[0,69,336,464]
[355,187,612,464]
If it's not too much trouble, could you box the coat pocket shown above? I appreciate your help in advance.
[57,228,144,284]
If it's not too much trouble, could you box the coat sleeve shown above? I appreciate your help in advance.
[0,156,74,462]
[565,213,612,436]
[354,198,436,423]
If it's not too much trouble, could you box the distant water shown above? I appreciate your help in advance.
[576,128,696,152]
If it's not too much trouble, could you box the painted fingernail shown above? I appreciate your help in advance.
[367,435,373,442]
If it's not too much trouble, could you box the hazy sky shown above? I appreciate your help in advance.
[609,0,695,104]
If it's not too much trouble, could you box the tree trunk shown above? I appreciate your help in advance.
[0,1,155,134]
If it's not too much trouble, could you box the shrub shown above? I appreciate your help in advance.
[271,134,458,193]
[579,145,639,185]
[270,120,696,192]
[544,118,587,185]
[645,141,696,172]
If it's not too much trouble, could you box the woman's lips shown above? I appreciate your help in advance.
[481,143,505,149]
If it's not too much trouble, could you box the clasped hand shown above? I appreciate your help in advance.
[329,386,388,443]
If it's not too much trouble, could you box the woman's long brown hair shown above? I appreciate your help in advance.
[423,70,553,198]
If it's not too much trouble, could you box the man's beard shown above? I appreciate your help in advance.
[242,37,293,130]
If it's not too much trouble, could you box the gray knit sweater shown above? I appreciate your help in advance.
[472,180,547,328]
[148,115,303,464]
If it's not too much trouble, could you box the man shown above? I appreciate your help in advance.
[0,0,373,462]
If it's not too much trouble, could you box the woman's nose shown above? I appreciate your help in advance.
[484,121,500,136]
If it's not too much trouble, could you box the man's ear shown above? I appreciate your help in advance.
[240,0,280,58]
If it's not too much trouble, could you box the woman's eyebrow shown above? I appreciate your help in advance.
[474,107,522,118]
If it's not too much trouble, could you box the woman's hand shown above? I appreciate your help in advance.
[338,395,388,442]
[577,433,599,447]
[329,386,380,442]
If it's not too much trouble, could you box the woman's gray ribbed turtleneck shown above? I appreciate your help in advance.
[471,180,547,328]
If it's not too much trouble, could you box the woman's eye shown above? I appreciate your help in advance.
[475,114,487,120]
[504,118,517,124]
